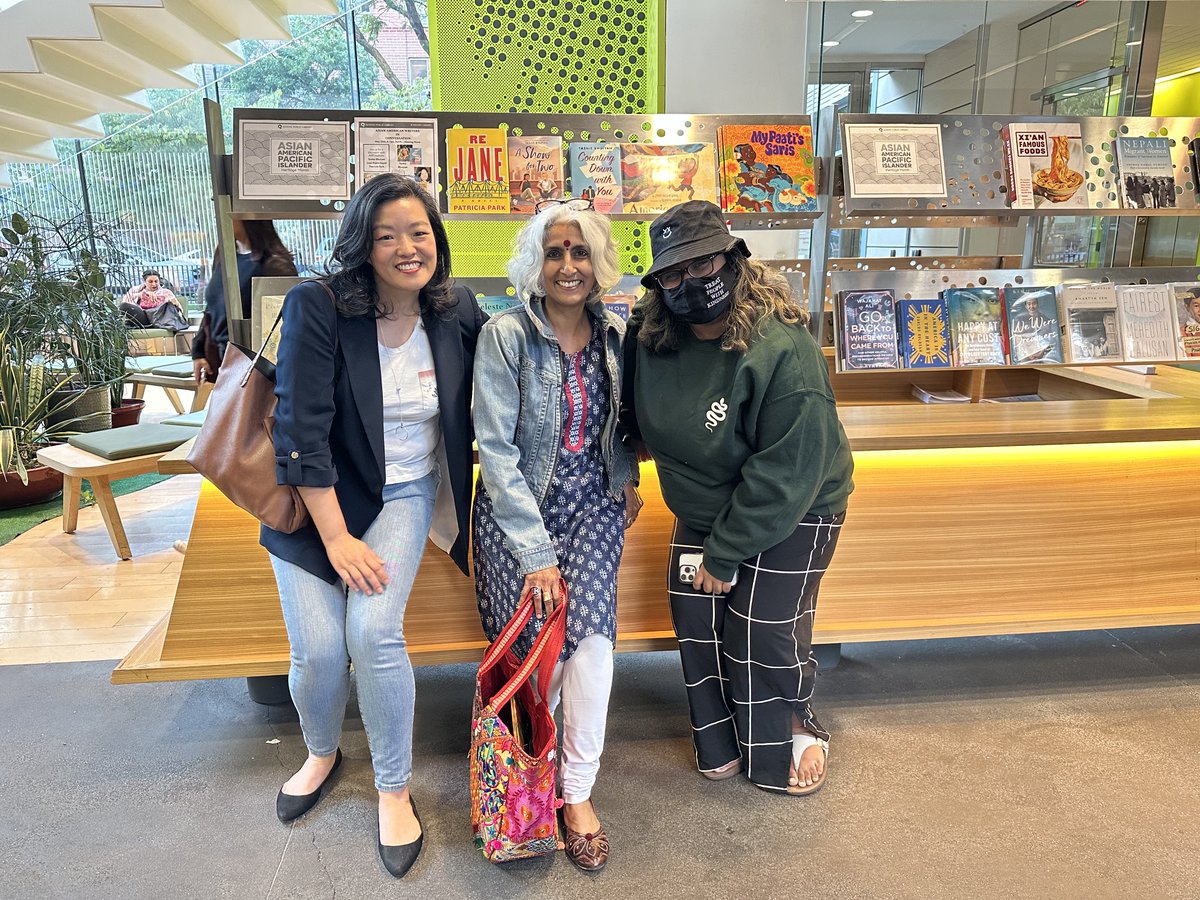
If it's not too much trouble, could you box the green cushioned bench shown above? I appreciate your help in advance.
[125,355,191,374]
[160,409,208,428]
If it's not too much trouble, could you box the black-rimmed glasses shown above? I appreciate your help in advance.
[653,253,722,291]
[535,197,595,213]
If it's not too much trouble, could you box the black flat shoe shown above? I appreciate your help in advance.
[378,799,423,878]
[276,748,342,823]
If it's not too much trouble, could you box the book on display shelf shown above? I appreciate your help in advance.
[1002,285,1064,365]
[841,123,948,198]
[446,127,509,213]
[1114,284,1177,361]
[1060,283,1123,363]
[945,287,1006,367]
[839,289,900,370]
[568,142,623,214]
[618,143,718,214]
[1000,122,1088,209]
[1114,137,1177,210]
[1168,282,1200,359]
[898,298,951,369]
[352,117,439,199]
[716,124,818,213]
[1189,140,1200,201]
[507,135,563,213]
[912,385,969,403]
[476,296,522,317]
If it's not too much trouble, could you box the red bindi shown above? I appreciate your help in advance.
[563,239,571,247]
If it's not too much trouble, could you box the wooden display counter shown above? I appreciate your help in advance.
[113,366,1200,684]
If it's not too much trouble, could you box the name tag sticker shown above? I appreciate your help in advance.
[419,369,438,408]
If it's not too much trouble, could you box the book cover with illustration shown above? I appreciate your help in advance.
[1114,137,1176,209]
[1168,282,1200,358]
[1115,284,1176,361]
[1001,122,1088,209]
[716,124,817,213]
[945,287,1005,366]
[601,275,644,321]
[1060,283,1122,362]
[1002,285,1064,365]
[445,127,509,213]
[842,123,948,198]
[508,135,563,213]
[839,289,900,370]
[568,142,623,214]
[618,143,717,214]
[898,298,950,369]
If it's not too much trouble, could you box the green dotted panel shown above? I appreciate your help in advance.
[430,0,661,279]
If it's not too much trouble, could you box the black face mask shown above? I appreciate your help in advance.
[662,268,736,324]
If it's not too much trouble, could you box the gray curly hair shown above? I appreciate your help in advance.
[506,204,621,302]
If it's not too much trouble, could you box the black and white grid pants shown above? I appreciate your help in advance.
[668,512,845,792]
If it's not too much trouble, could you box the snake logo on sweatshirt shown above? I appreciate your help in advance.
[705,397,728,432]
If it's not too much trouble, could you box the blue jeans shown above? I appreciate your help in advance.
[269,471,438,792]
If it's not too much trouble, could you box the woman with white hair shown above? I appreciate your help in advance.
[471,199,640,874]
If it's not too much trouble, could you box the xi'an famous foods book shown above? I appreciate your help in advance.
[716,124,818,213]
[1169,281,1200,358]
[568,142,623,214]
[1114,284,1176,362]
[841,123,948,198]
[1002,285,1064,365]
[445,127,509,213]
[1060,283,1122,362]
[945,287,1005,366]
[898,298,950,369]
[1001,122,1088,209]
[839,289,900,370]
[1114,136,1177,210]
[508,135,563,213]
[618,143,717,214]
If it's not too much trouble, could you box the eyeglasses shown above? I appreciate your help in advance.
[535,197,594,213]
[653,253,722,291]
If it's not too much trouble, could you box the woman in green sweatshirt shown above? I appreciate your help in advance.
[625,200,853,796]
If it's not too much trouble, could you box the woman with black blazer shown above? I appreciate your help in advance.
[264,174,485,879]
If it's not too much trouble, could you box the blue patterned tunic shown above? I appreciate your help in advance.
[473,321,626,660]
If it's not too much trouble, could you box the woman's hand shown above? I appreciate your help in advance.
[192,359,212,384]
[325,533,390,596]
[623,482,643,530]
[521,565,563,618]
[692,563,733,595]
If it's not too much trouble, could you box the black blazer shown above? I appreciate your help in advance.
[261,279,485,583]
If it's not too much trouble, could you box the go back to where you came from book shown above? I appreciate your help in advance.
[839,289,900,370]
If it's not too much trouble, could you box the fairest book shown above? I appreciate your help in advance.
[1001,123,1089,209]
[839,289,900,370]
[716,124,817,213]
[1115,284,1176,362]
[1115,137,1176,210]
[446,127,509,213]
[1168,282,1200,359]
[1002,285,1064,365]
[568,142,623,214]
[945,287,1005,366]
[842,123,947,198]
[898,298,950,369]
[1060,283,1122,362]
[618,143,717,214]
[508,135,563,213]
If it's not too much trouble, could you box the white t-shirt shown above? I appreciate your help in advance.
[378,320,440,484]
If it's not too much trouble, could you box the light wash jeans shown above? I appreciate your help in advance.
[269,471,437,792]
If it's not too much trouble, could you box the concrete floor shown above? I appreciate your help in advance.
[3,626,1198,900]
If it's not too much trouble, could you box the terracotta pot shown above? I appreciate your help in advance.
[0,465,64,510]
[111,398,146,428]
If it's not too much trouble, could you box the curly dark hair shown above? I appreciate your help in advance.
[322,174,455,319]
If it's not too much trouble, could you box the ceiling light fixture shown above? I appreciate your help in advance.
[851,9,874,17]
[823,40,841,47]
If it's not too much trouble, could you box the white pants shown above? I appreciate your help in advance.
[542,633,614,804]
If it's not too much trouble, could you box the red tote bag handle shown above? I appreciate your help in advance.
[480,581,569,710]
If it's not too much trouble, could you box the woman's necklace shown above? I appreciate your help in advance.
[380,322,419,442]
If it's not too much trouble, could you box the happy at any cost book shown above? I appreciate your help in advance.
[1115,284,1177,362]
[1168,282,1200,359]
[446,127,509,213]
[618,143,717,214]
[898,298,950,369]
[945,287,1005,366]
[1001,123,1089,209]
[716,124,817,213]
[1115,136,1177,210]
[1002,285,1064,365]
[568,142,623,214]
[839,289,900,370]
[1059,283,1122,362]
[508,135,563,213]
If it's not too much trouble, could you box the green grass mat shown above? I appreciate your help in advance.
[0,473,172,547]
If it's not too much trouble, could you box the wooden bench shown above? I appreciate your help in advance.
[125,357,213,415]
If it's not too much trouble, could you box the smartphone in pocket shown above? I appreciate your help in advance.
[678,553,737,589]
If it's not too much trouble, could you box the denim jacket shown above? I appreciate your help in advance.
[472,295,638,574]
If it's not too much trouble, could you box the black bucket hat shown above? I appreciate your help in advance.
[641,200,750,289]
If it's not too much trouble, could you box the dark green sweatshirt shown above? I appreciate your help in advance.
[629,310,854,581]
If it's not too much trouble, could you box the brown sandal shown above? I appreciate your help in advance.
[561,801,609,873]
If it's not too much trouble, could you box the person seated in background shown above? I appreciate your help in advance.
[119,270,181,327]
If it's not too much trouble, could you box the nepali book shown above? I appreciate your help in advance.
[352,117,439,200]
[446,127,509,213]
[1115,284,1177,362]
[508,135,564,213]
[716,124,818,213]
[839,289,900,370]
[898,298,951,369]
[1002,285,1064,365]
[841,123,947,198]
[1114,136,1177,210]
[945,287,1005,366]
[1001,122,1088,209]
[1168,282,1200,359]
[618,143,718,214]
[1060,283,1122,363]
[568,142,623,214]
